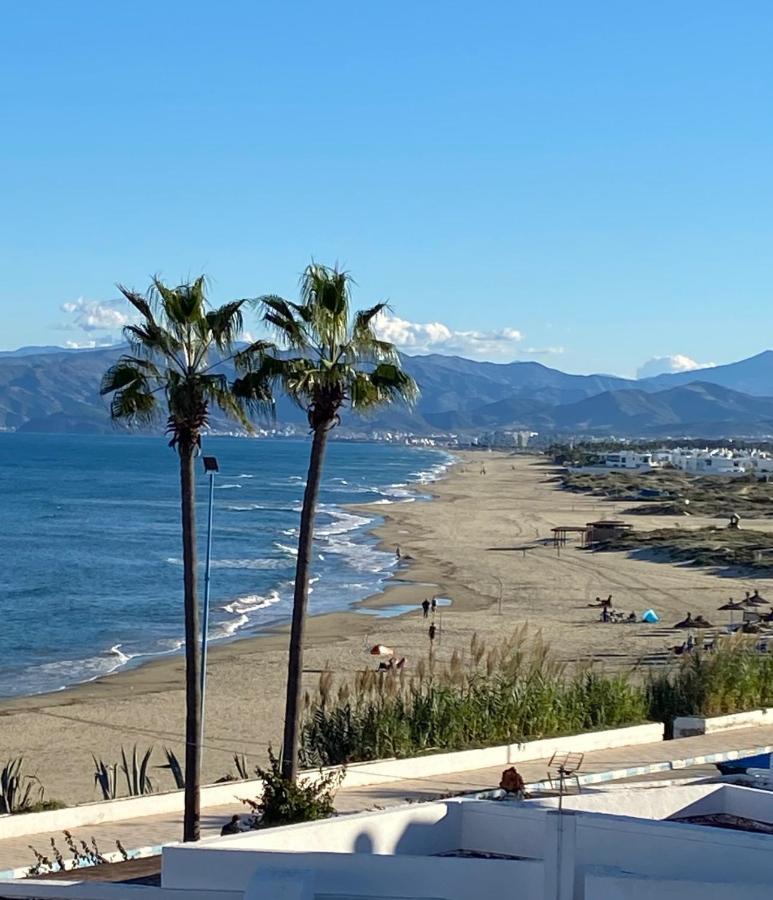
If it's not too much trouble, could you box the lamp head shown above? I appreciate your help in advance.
[202,456,219,474]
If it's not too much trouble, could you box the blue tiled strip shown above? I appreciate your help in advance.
[462,743,773,800]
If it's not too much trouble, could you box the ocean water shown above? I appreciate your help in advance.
[0,433,452,699]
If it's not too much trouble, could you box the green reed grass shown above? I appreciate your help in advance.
[646,634,773,735]
[300,626,648,766]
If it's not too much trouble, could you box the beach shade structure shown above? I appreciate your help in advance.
[369,644,394,657]
[641,609,659,624]
[747,590,768,606]
[718,599,744,611]
[718,599,745,625]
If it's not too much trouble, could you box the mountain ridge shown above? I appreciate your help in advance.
[2,345,773,437]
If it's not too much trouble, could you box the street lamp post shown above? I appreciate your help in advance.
[200,455,219,753]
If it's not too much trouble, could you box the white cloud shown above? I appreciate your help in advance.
[523,346,565,356]
[60,298,131,333]
[374,312,523,361]
[637,354,716,379]
[64,338,118,349]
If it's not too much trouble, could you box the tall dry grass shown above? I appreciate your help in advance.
[300,626,647,766]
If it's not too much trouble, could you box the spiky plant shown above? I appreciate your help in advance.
[234,263,418,781]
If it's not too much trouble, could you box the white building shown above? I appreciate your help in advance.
[161,783,773,900]
[570,450,659,473]
[8,779,773,900]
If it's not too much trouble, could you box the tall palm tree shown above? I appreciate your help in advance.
[100,277,266,841]
[233,263,418,781]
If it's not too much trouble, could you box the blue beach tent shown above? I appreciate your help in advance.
[641,609,659,623]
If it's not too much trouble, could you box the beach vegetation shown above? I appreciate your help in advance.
[158,747,185,789]
[92,755,118,801]
[300,628,647,766]
[27,832,126,876]
[233,262,417,781]
[0,757,48,814]
[100,278,265,840]
[121,745,155,796]
[240,747,342,827]
[647,635,773,736]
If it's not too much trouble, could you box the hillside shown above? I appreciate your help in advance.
[3,345,773,437]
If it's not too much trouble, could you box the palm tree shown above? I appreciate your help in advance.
[233,263,418,781]
[100,277,266,841]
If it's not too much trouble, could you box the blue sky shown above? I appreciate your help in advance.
[1,1,772,376]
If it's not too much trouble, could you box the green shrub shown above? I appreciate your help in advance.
[241,748,342,828]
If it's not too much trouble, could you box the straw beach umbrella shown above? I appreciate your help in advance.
[718,599,744,626]
[747,589,768,606]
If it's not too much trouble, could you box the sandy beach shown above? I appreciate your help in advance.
[4,451,773,808]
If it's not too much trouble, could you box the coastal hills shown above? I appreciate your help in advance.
[2,345,773,438]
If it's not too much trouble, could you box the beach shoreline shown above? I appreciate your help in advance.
[7,449,773,808]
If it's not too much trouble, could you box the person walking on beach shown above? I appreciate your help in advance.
[431,596,437,614]
[422,598,430,619]
[429,623,437,644]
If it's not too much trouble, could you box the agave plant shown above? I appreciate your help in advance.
[120,745,154,796]
[92,755,119,801]
[158,747,185,790]
[233,753,250,781]
[0,757,44,814]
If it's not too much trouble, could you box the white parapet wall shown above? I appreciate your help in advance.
[0,722,662,841]
[335,722,663,788]
[673,708,773,738]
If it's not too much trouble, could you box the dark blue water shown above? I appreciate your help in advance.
[0,434,451,698]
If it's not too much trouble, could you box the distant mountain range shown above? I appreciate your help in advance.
[3,344,773,438]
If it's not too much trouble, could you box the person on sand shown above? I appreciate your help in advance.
[396,546,401,560]
[431,596,437,614]
[429,623,437,643]
[602,606,610,623]
[422,598,430,619]
[221,815,242,836]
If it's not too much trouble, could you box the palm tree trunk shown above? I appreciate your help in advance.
[281,424,330,781]
[179,443,201,841]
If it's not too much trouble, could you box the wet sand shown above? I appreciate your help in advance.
[4,451,773,807]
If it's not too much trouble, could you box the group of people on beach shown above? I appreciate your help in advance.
[590,595,637,624]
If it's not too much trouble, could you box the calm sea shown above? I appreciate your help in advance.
[0,433,451,698]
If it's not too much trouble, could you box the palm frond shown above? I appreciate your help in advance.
[104,277,255,443]
[205,301,246,350]
[261,297,308,349]
[117,285,154,323]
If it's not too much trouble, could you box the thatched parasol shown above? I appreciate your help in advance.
[718,599,744,611]
[718,599,744,625]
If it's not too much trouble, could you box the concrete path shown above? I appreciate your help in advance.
[5,725,773,878]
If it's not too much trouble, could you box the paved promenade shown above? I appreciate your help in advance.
[4,724,773,878]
